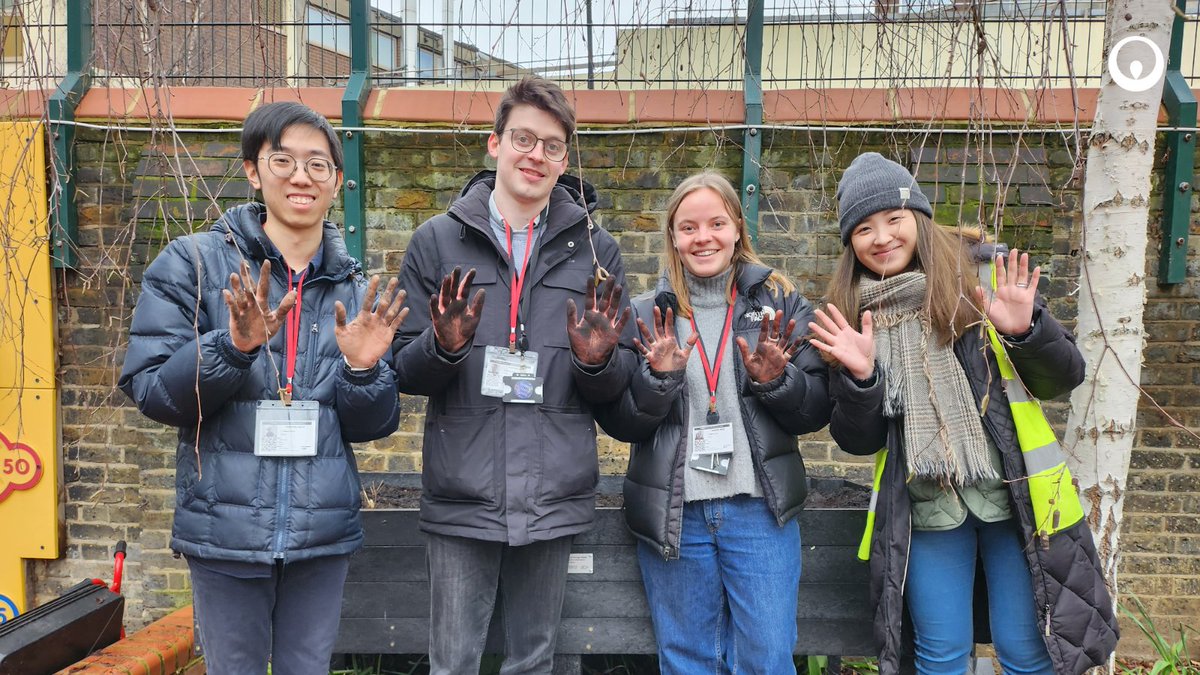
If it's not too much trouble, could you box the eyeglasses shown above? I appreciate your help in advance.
[257,152,338,183]
[506,128,569,162]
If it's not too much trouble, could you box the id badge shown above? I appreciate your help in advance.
[502,374,544,404]
[254,400,319,457]
[481,345,539,399]
[688,422,734,475]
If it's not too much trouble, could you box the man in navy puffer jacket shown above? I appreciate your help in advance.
[119,102,407,675]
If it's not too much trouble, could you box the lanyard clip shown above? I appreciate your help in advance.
[280,387,293,406]
[517,323,529,354]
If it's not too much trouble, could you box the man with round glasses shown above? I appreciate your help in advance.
[259,152,337,182]
[120,101,407,675]
[393,77,636,674]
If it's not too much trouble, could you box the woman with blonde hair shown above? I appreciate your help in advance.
[811,152,1117,674]
[595,171,831,674]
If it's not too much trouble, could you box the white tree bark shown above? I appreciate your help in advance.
[1066,0,1174,601]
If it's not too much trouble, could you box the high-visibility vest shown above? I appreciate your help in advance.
[856,265,1085,561]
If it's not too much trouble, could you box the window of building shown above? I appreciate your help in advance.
[372,31,396,71]
[2,0,23,61]
[306,5,349,55]
[417,45,437,80]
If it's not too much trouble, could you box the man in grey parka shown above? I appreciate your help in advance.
[392,77,636,674]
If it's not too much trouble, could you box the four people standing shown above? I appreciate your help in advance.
[120,83,1117,674]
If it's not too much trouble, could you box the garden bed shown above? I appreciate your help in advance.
[336,473,873,670]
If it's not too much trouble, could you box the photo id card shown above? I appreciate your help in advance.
[502,374,544,404]
[688,422,734,475]
[255,400,319,457]
[481,345,539,399]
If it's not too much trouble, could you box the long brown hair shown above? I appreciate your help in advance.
[662,172,795,318]
[825,212,983,345]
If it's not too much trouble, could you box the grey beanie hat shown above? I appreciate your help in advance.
[836,152,932,244]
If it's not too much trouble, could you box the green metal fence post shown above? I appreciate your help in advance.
[740,0,764,245]
[1158,0,1194,285]
[47,0,92,269]
[341,0,372,265]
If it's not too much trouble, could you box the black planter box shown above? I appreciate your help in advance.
[336,474,873,660]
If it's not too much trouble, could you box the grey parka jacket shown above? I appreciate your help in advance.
[119,203,401,564]
[392,171,636,546]
[827,247,1118,674]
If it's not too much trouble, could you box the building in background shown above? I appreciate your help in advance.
[0,0,526,89]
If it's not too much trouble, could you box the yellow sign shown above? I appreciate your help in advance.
[0,121,60,623]
[0,430,43,501]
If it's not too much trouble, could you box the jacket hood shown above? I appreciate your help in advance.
[210,202,361,281]
[456,170,599,214]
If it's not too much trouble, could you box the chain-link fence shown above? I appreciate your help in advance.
[3,0,1199,90]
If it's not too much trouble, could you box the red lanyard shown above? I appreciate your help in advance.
[689,286,737,420]
[284,269,307,401]
[505,216,536,351]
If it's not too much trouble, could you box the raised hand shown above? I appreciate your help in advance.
[634,306,698,374]
[975,249,1039,335]
[335,275,409,369]
[223,259,296,354]
[431,267,485,353]
[736,310,801,384]
[567,276,632,366]
[808,303,875,381]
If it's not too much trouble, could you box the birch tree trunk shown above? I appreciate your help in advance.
[1066,0,1174,602]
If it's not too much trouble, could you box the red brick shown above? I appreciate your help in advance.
[635,89,743,123]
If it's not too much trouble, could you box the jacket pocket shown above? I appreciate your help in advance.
[537,407,598,503]
[535,265,593,349]
[425,408,499,504]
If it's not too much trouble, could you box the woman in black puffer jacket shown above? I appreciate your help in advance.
[594,172,831,675]
[810,152,1117,675]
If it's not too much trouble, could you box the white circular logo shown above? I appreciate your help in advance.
[1108,35,1166,93]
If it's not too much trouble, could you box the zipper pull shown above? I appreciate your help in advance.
[1044,603,1052,636]
[311,323,318,333]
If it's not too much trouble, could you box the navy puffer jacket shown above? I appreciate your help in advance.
[119,203,400,563]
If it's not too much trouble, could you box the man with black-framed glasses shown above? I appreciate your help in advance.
[120,101,407,675]
[392,77,637,674]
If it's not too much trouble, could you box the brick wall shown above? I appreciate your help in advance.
[32,123,1199,656]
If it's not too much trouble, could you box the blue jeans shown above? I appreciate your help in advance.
[425,532,573,675]
[906,515,1054,675]
[187,554,350,675]
[637,495,801,675]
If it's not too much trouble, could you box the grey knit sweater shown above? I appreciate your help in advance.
[678,268,762,502]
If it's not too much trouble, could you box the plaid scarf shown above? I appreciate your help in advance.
[860,272,996,485]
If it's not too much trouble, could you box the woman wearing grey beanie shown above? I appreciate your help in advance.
[593,171,831,674]
[809,152,1117,675]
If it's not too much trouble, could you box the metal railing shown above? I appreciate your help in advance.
[4,0,1200,90]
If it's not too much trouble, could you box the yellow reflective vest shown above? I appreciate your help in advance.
[857,264,1084,561]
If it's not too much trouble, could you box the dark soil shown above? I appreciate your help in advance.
[804,482,871,509]
[360,477,868,510]
[361,484,420,509]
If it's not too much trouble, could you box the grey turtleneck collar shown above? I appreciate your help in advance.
[684,266,735,309]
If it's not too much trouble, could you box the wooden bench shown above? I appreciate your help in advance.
[335,474,874,672]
